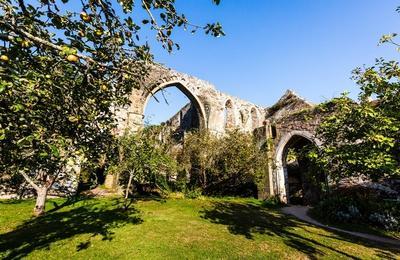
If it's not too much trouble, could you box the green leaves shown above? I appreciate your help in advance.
[181,130,267,193]
[0,84,6,94]
[11,103,24,112]
[0,0,224,214]
[379,33,397,45]
[49,144,60,158]
[204,22,225,37]
[314,65,400,181]
[68,115,79,123]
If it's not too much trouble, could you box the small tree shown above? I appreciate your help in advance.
[179,130,219,190]
[209,130,267,196]
[110,129,176,206]
[313,93,399,182]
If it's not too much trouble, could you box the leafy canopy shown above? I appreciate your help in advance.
[0,0,223,214]
[311,62,400,181]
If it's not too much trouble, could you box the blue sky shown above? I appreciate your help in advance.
[144,0,399,124]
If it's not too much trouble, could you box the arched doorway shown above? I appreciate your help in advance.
[275,131,323,204]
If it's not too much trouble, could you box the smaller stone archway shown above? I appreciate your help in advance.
[239,110,246,126]
[224,99,235,130]
[274,131,320,203]
[250,107,259,130]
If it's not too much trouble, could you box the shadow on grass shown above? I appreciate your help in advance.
[0,198,142,260]
[0,199,27,205]
[201,201,399,260]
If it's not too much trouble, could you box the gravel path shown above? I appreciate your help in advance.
[281,205,400,248]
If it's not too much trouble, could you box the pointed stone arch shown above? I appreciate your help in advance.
[224,99,235,130]
[251,107,259,129]
[239,110,246,126]
[121,79,207,132]
[142,80,206,129]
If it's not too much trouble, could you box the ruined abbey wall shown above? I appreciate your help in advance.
[114,64,323,202]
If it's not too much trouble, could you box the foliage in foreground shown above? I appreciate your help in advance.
[0,0,223,215]
[303,8,400,233]
[309,88,400,183]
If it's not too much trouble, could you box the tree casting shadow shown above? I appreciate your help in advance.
[200,201,399,260]
[0,198,142,260]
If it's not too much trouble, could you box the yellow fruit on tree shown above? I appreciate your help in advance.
[116,37,123,44]
[0,55,9,62]
[21,40,31,48]
[80,12,91,22]
[66,54,79,62]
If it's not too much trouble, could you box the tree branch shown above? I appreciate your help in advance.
[46,171,60,189]
[0,33,15,42]
[0,21,97,64]
[141,0,160,30]
[17,0,28,16]
[21,171,40,191]
[0,20,165,100]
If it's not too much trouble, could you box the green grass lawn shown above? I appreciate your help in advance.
[0,196,398,259]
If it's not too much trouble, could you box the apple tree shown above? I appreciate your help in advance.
[0,0,224,215]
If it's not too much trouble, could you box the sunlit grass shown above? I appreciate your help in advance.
[0,197,398,259]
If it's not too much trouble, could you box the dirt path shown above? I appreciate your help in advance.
[281,205,400,248]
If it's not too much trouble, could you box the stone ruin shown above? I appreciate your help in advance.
[115,64,323,202]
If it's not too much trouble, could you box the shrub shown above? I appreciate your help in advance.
[311,193,400,231]
[109,129,177,197]
[180,130,268,197]
[184,188,203,199]
[261,195,284,208]
[369,212,399,231]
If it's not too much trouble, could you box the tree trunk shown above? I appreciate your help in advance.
[125,172,134,200]
[124,171,134,210]
[202,168,207,190]
[34,187,48,216]
[20,171,58,217]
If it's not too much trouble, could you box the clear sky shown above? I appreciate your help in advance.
[144,0,400,124]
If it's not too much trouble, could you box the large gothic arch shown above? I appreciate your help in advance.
[116,64,265,135]
[141,80,207,129]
